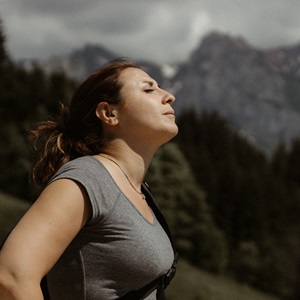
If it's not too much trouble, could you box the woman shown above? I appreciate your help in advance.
[0,59,178,300]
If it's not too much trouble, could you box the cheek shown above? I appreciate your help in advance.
[122,103,142,117]
[118,102,144,125]
[123,97,152,116]
[121,93,160,122]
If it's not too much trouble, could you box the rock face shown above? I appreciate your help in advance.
[20,32,300,153]
[171,33,300,152]
[29,44,118,80]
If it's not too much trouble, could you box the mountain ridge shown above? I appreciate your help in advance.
[171,33,300,152]
[19,32,300,153]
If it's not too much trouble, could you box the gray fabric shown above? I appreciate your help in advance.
[46,156,174,300]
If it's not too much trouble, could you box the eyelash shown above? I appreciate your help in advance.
[144,89,154,93]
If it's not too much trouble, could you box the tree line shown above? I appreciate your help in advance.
[1,19,300,299]
[173,111,300,299]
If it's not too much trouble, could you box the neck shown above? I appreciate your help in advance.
[100,138,156,187]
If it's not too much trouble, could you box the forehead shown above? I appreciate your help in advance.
[119,67,156,88]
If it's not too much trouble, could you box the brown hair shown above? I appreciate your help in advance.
[30,58,139,185]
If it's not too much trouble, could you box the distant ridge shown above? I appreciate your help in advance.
[171,33,300,152]
[19,32,300,153]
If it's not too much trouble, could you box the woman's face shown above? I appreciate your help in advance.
[117,67,178,145]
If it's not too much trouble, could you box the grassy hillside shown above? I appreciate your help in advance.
[166,260,281,300]
[0,192,30,244]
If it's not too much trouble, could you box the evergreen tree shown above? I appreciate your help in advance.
[0,19,9,68]
[271,141,288,179]
[146,142,228,272]
[0,19,77,199]
[286,139,300,188]
[175,109,300,299]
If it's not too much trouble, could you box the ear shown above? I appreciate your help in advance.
[95,102,119,126]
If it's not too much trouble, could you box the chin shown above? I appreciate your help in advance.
[170,124,179,136]
[161,126,179,144]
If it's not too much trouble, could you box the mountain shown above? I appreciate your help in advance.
[20,44,170,82]
[21,44,118,81]
[20,32,300,153]
[171,33,300,152]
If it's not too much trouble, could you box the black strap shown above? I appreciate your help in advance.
[118,182,178,300]
[41,276,50,300]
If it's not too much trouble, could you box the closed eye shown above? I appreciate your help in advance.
[144,89,154,93]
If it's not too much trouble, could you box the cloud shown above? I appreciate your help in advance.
[1,0,300,63]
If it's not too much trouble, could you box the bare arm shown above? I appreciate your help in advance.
[0,179,92,299]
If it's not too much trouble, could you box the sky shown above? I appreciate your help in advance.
[1,0,300,64]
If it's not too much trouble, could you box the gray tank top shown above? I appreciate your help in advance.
[46,156,174,300]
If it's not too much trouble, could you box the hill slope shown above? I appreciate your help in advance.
[0,192,30,244]
[167,260,281,300]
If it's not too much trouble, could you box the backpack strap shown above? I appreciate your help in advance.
[118,182,178,300]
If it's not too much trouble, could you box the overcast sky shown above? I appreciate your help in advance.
[1,0,300,64]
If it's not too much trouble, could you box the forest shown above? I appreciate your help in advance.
[1,19,300,300]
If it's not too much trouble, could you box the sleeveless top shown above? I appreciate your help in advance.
[46,156,174,300]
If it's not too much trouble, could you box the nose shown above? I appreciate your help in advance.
[162,90,176,105]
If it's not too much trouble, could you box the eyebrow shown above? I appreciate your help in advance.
[142,80,160,88]
[142,80,154,86]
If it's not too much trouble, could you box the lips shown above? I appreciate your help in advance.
[164,109,175,115]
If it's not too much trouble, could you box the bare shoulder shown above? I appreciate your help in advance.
[36,178,92,223]
[0,178,92,281]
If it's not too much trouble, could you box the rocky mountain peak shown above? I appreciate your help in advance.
[192,32,256,61]
[265,43,300,80]
[171,32,300,152]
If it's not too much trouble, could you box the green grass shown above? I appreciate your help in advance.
[166,260,281,300]
[0,192,30,245]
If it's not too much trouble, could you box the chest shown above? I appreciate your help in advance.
[78,197,174,292]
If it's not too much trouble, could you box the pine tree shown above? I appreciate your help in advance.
[0,18,77,199]
[0,19,9,68]
[146,142,228,272]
